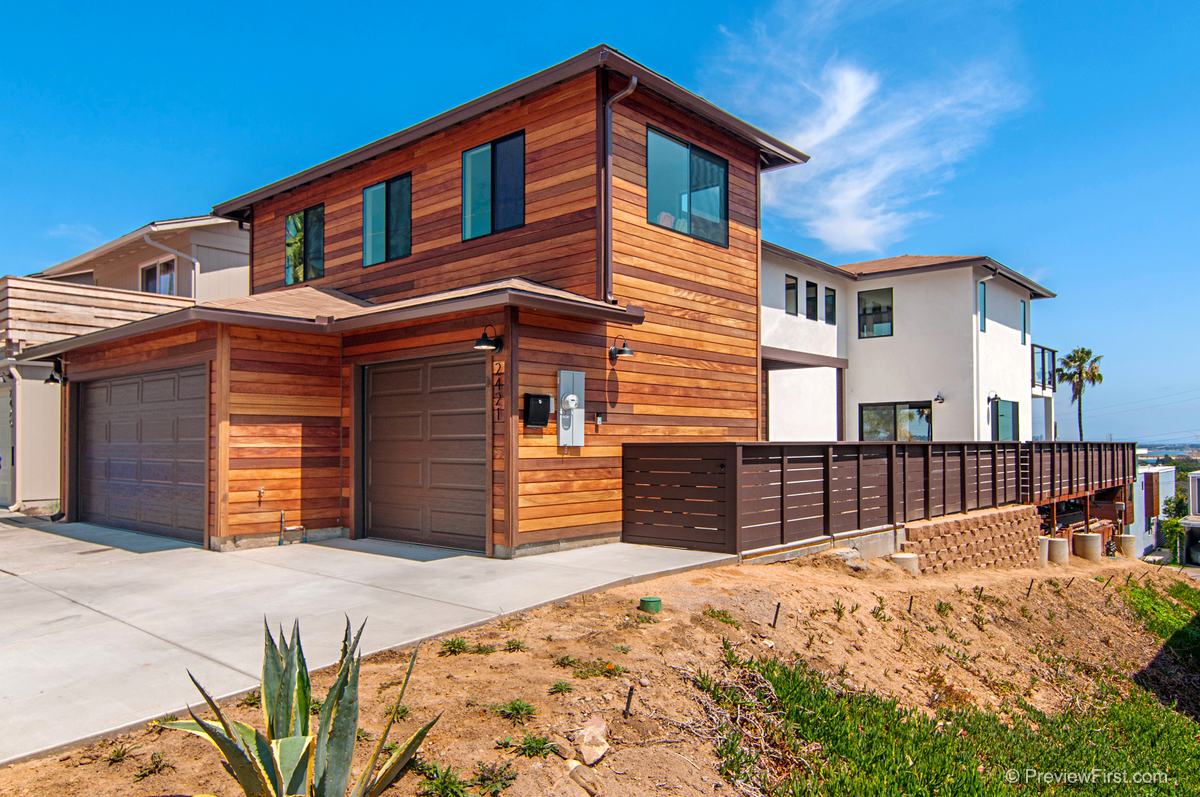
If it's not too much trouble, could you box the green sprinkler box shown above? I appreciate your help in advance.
[639,596,663,614]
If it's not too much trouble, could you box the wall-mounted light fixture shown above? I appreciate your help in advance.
[473,325,503,354]
[44,360,65,385]
[987,391,999,402]
[934,392,945,404]
[608,334,634,361]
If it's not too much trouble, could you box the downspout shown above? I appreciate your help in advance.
[5,365,19,511]
[143,234,200,301]
[603,74,638,304]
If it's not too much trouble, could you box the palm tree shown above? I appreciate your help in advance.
[1057,347,1104,441]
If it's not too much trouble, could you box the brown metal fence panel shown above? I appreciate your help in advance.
[622,444,733,553]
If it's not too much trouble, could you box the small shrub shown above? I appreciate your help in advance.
[703,606,742,628]
[472,643,496,655]
[106,742,137,766]
[511,732,559,758]
[356,728,374,743]
[633,613,659,624]
[504,638,527,652]
[133,751,173,781]
[439,637,470,656]
[495,698,536,726]
[833,599,846,621]
[418,762,468,797]
[237,689,261,708]
[935,601,952,617]
[613,643,631,654]
[385,701,410,720]
[470,760,518,795]
[549,680,575,695]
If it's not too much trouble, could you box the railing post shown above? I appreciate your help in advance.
[992,445,999,508]
[724,443,741,554]
[960,443,968,514]
[780,445,790,546]
[923,444,933,520]
[888,444,897,526]
[856,446,864,531]
[823,445,834,539]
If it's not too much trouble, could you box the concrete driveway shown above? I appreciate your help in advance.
[0,519,732,766]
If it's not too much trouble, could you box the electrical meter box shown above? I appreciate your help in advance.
[557,369,585,447]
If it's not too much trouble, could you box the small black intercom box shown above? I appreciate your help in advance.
[524,393,551,427]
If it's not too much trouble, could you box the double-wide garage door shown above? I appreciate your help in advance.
[79,366,206,542]
[364,354,488,551]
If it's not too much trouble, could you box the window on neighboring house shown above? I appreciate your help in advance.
[825,287,836,325]
[285,204,325,286]
[462,131,525,241]
[1021,300,1028,344]
[141,260,175,295]
[784,275,798,315]
[991,399,1019,441]
[858,288,893,338]
[363,174,412,266]
[646,128,729,247]
[979,281,987,332]
[860,402,933,441]
[806,281,819,321]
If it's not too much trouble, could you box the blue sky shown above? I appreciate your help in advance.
[2,0,1196,443]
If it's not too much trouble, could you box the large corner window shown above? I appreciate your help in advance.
[860,402,932,441]
[825,287,836,325]
[857,288,893,338]
[141,260,175,295]
[979,281,987,332]
[646,128,728,247]
[806,281,819,321]
[462,132,525,241]
[784,275,798,315]
[285,204,325,286]
[363,174,412,266]
[991,399,1019,441]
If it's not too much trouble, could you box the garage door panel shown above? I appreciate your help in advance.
[79,365,206,543]
[365,354,486,551]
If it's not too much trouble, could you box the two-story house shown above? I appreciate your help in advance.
[761,243,1057,444]
[21,46,808,555]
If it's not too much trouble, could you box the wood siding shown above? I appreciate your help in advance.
[250,74,600,302]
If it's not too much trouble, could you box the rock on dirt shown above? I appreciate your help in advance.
[575,715,610,766]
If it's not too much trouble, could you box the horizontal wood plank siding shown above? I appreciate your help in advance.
[250,74,599,302]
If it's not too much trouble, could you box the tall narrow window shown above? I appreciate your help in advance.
[858,288,893,338]
[784,275,798,315]
[363,174,412,266]
[991,399,1019,441]
[462,132,524,241]
[285,204,325,286]
[825,287,837,325]
[979,281,987,332]
[141,260,175,295]
[805,281,819,321]
[646,128,728,246]
[1021,300,1028,344]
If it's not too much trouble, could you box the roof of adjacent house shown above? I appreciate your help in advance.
[34,215,240,279]
[762,242,1056,299]
[212,45,810,222]
[17,277,644,361]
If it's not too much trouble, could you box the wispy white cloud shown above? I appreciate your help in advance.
[709,0,1027,254]
[47,223,104,246]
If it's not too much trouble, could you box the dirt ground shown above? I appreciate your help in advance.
[2,551,1191,796]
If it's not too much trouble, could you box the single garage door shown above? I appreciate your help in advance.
[79,365,206,542]
[364,353,487,551]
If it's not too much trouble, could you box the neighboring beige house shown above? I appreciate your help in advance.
[0,216,248,511]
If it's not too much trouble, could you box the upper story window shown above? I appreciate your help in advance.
[978,281,987,331]
[858,288,893,338]
[991,399,1019,441]
[861,402,932,441]
[285,204,325,286]
[646,128,728,247]
[805,281,819,321]
[141,260,175,295]
[1021,300,1028,344]
[462,132,525,241]
[784,275,798,315]
[364,174,412,266]
[825,287,836,325]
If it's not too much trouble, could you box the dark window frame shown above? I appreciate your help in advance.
[363,172,413,267]
[284,203,325,286]
[1021,300,1027,344]
[859,401,934,442]
[825,286,837,325]
[784,275,798,316]
[461,130,526,242]
[857,287,893,339]
[979,281,987,332]
[991,399,1019,441]
[805,281,819,321]
[645,125,730,248]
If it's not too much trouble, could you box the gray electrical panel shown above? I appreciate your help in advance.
[557,369,585,448]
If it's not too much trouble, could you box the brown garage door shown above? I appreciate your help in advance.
[79,366,206,542]
[364,354,487,550]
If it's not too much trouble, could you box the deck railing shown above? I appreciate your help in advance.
[623,441,1137,554]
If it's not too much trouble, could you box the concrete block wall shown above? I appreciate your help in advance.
[900,505,1040,575]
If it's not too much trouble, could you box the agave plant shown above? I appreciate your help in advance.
[166,618,437,797]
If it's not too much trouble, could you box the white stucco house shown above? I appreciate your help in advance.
[761,243,1057,443]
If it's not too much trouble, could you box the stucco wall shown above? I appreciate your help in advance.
[975,273,1035,441]
[768,368,839,440]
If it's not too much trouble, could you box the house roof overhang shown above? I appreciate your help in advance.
[212,45,809,222]
[761,346,848,371]
[17,278,644,361]
[33,216,236,279]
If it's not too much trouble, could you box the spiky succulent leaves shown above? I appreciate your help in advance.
[289,621,312,738]
[271,735,315,797]
[272,624,300,742]
[313,619,365,796]
[313,653,360,797]
[263,620,285,738]
[362,716,440,797]
[164,708,274,797]
[232,721,284,797]
[349,645,428,797]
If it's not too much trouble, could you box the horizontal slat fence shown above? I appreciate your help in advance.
[623,441,1137,554]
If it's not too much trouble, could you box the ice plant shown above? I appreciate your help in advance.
[165,618,438,797]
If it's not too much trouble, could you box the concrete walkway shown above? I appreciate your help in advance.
[0,520,732,765]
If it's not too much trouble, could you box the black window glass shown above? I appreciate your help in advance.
[493,133,525,232]
[858,288,893,338]
[785,275,798,316]
[647,128,728,246]
[825,287,836,325]
[806,281,819,321]
[363,174,412,267]
[860,402,932,441]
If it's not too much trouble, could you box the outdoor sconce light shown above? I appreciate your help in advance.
[473,325,503,354]
[987,391,999,402]
[934,392,945,404]
[609,335,634,361]
[44,362,65,385]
